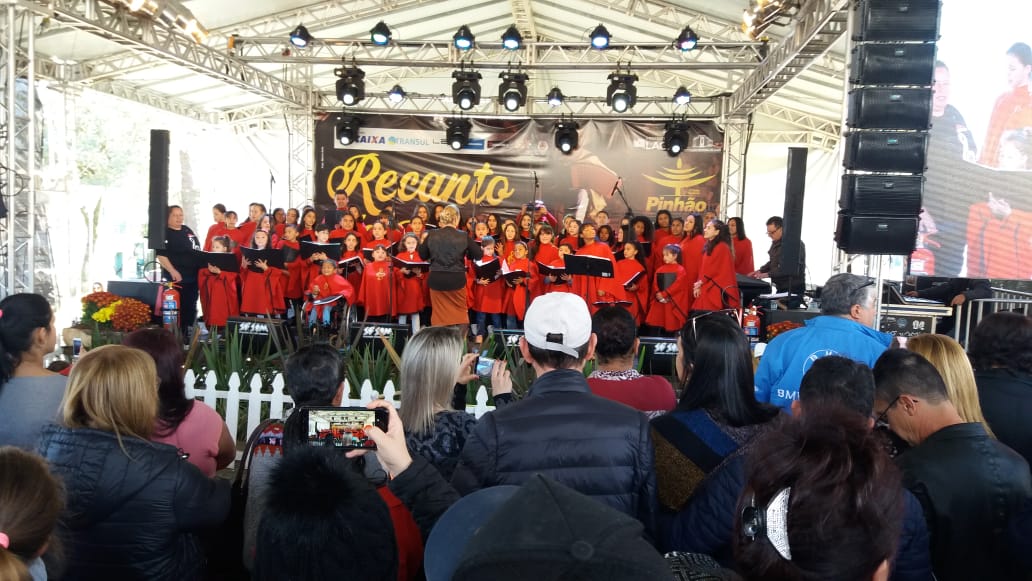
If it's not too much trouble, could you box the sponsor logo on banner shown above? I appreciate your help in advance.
[333,129,488,153]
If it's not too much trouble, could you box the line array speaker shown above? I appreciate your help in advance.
[147,129,170,250]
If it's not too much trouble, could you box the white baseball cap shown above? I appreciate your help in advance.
[523,293,592,358]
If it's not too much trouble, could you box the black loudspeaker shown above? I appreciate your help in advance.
[226,317,292,354]
[843,132,928,173]
[840,174,923,215]
[779,147,807,278]
[147,129,170,250]
[852,0,941,42]
[850,43,937,85]
[835,214,918,254]
[847,88,933,130]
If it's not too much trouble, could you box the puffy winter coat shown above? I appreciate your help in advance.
[38,424,230,581]
[451,368,658,534]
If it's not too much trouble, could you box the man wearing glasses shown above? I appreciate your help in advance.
[754,273,893,412]
[873,348,1030,581]
[748,216,806,308]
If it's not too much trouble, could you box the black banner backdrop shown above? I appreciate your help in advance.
[314,114,724,224]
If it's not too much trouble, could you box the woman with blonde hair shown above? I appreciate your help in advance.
[37,345,229,580]
[400,326,513,480]
[907,333,995,437]
[418,204,484,332]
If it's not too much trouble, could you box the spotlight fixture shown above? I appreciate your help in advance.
[547,87,565,107]
[675,26,699,51]
[335,66,366,106]
[663,120,689,156]
[606,71,638,112]
[673,86,692,106]
[453,25,475,50]
[741,0,800,39]
[446,117,472,151]
[451,69,483,110]
[498,72,529,112]
[336,115,363,146]
[501,25,523,50]
[387,84,406,104]
[589,24,611,49]
[289,24,312,48]
[370,21,392,45]
[554,119,580,154]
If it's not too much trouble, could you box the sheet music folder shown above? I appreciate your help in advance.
[563,254,614,278]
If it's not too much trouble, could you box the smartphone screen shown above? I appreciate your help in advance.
[475,356,495,376]
[302,406,388,450]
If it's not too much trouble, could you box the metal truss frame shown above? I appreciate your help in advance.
[720,118,750,218]
[727,0,850,116]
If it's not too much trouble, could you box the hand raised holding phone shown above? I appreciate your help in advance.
[345,400,413,478]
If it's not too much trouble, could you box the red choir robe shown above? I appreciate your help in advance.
[329,226,359,241]
[572,241,619,314]
[306,273,355,321]
[224,228,247,260]
[695,243,741,311]
[503,257,532,321]
[651,233,683,277]
[278,240,305,301]
[610,258,650,325]
[965,203,1032,279]
[530,244,561,300]
[238,221,258,246]
[338,249,366,298]
[198,268,239,327]
[204,222,227,251]
[559,235,581,249]
[645,263,691,332]
[732,237,755,275]
[679,235,705,292]
[357,260,396,317]
[980,86,1032,167]
[240,265,285,316]
[395,250,427,315]
[470,256,506,315]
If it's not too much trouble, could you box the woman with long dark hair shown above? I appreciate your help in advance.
[0,293,64,450]
[651,313,780,511]
[728,217,755,275]
[969,312,1032,464]
[693,219,740,311]
[123,327,235,477]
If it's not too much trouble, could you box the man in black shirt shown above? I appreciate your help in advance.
[155,205,202,338]
[749,216,805,307]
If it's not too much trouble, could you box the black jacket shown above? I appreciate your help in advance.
[419,226,483,290]
[759,238,805,293]
[450,368,658,533]
[666,454,934,581]
[976,367,1032,466]
[388,454,462,542]
[38,424,230,581]
[897,422,1031,581]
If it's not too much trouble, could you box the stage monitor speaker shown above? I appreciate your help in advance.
[147,129,170,250]
[847,88,933,131]
[844,131,928,173]
[778,147,807,279]
[850,43,937,86]
[835,214,918,254]
[636,336,679,378]
[840,174,923,216]
[852,0,941,42]
[225,317,292,355]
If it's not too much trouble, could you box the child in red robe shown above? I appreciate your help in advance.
[470,236,505,342]
[338,232,366,297]
[278,224,305,319]
[394,233,427,333]
[356,245,396,322]
[503,241,532,328]
[603,241,649,326]
[645,244,692,335]
[198,236,239,328]
[572,223,619,314]
[240,230,286,317]
[693,220,741,311]
[307,259,355,326]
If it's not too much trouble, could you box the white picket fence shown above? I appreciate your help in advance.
[184,370,497,444]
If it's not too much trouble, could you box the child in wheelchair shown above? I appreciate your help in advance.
[306,259,355,327]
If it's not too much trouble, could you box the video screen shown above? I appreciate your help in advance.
[917,0,1032,280]
[306,409,381,449]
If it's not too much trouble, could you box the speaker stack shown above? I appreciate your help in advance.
[835,0,942,255]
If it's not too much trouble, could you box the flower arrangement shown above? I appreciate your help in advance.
[81,292,152,333]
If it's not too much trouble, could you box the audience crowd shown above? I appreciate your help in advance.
[2,264,1032,580]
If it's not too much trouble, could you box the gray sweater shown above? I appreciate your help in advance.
[0,374,67,449]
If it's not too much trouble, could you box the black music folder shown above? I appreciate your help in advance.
[194,250,239,273]
[240,247,284,272]
[300,241,342,261]
[473,258,501,280]
[564,254,614,278]
[391,255,430,274]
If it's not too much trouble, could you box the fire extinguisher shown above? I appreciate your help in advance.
[742,305,762,348]
[161,282,181,332]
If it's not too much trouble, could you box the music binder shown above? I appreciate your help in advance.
[502,269,529,285]
[622,269,645,289]
[391,255,430,274]
[362,241,396,260]
[337,254,363,273]
[194,250,239,273]
[536,261,566,278]
[280,244,300,263]
[300,241,342,261]
[473,258,501,280]
[240,247,284,272]
[657,272,677,291]
[594,300,632,307]
[563,254,614,278]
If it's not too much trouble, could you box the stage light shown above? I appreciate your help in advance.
[501,25,523,50]
[335,67,366,106]
[336,115,363,146]
[675,26,699,51]
[590,24,611,49]
[289,24,312,48]
[498,72,529,112]
[554,120,580,154]
[388,85,406,103]
[547,87,565,107]
[606,72,638,112]
[673,86,692,106]
[370,21,392,45]
[446,117,472,150]
[452,69,483,110]
[663,120,689,156]
[453,25,475,50]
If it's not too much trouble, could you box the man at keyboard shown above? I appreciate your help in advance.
[906,278,991,336]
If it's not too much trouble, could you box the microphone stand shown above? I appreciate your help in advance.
[611,178,635,218]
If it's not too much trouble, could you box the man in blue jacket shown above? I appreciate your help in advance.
[755,272,892,412]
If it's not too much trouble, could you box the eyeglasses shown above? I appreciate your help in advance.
[689,308,741,340]
[850,279,876,306]
[766,227,781,237]
[874,395,900,428]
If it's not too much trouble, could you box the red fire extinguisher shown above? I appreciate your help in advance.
[742,305,762,347]
[161,282,181,332]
